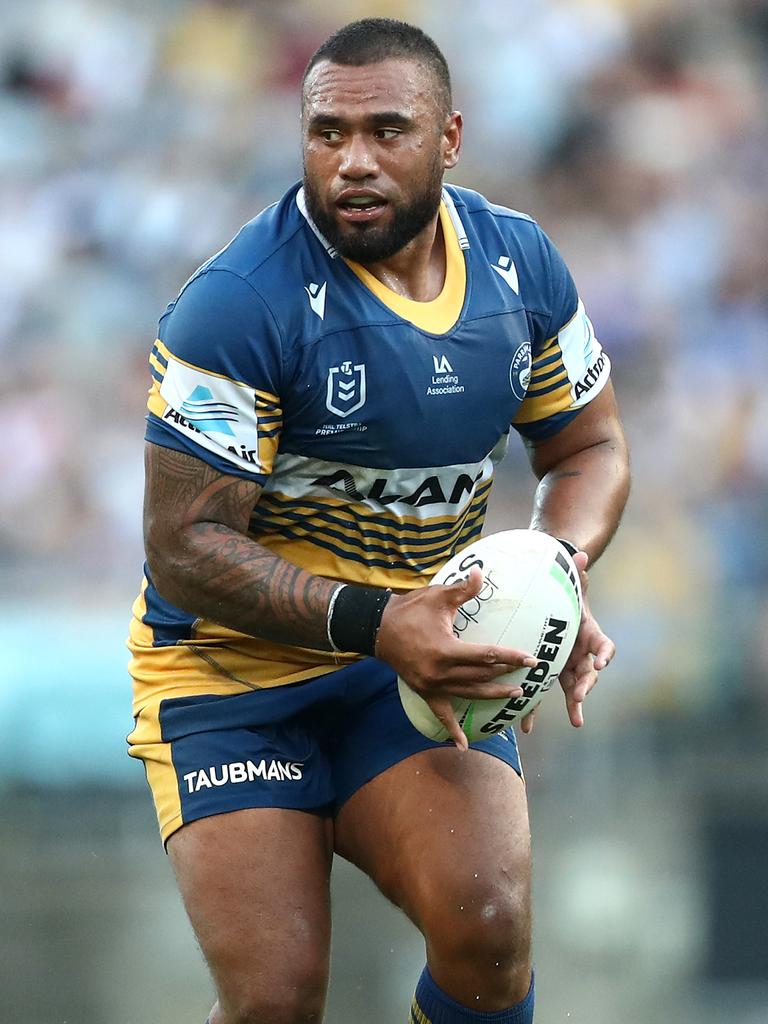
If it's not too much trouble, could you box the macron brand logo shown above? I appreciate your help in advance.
[432,354,454,373]
[183,760,304,793]
[304,281,327,320]
[492,255,519,294]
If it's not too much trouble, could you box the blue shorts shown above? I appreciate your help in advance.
[128,658,521,844]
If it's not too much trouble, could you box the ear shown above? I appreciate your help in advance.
[442,111,463,171]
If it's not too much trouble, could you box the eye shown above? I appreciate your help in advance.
[320,129,342,142]
[374,128,402,140]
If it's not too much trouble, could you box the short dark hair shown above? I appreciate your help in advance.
[302,18,452,116]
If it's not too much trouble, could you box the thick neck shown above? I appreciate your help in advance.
[357,211,446,302]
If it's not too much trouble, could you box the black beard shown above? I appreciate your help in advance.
[302,165,444,263]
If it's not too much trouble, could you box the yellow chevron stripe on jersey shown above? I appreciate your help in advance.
[514,379,573,423]
[255,475,493,535]
[130,616,349,692]
[129,585,350,693]
[149,349,167,380]
[345,202,466,334]
[256,392,282,469]
[253,484,490,561]
[409,997,433,1024]
[539,304,579,351]
[251,506,486,570]
[147,377,167,419]
[526,375,569,398]
[529,346,565,384]
[154,337,276,396]
[252,502,485,579]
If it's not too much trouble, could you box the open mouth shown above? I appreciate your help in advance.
[336,194,388,223]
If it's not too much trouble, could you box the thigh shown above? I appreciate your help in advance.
[335,746,530,920]
[168,807,333,1021]
[334,747,531,1005]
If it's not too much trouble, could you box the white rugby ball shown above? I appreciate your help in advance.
[397,530,582,742]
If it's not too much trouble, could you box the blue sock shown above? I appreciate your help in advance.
[410,966,534,1023]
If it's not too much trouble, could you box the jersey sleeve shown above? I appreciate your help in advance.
[145,269,283,483]
[513,228,610,441]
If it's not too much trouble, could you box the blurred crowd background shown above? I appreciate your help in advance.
[1,1,767,1022]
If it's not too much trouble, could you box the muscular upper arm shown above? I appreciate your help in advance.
[143,441,262,570]
[142,441,338,647]
[524,381,628,480]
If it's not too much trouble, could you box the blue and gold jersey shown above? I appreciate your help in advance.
[129,183,610,694]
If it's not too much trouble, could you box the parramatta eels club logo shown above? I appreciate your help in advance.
[509,341,532,401]
[326,361,366,418]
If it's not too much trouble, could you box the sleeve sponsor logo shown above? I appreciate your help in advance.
[178,385,238,435]
[159,355,261,472]
[572,351,608,401]
[557,300,610,409]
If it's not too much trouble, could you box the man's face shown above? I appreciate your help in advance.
[302,58,460,263]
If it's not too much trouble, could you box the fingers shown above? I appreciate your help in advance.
[446,640,539,670]
[402,644,539,698]
[593,634,615,671]
[572,550,589,573]
[402,666,525,700]
[436,680,524,701]
[442,565,484,607]
[520,706,537,735]
[561,654,599,727]
[425,695,469,752]
[566,691,585,728]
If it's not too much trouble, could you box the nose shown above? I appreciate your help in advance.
[338,133,379,180]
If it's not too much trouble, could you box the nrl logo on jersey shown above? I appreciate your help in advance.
[326,360,366,418]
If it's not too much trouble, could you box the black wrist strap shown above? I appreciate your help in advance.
[556,537,579,558]
[328,584,392,656]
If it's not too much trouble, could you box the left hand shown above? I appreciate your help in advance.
[520,550,614,734]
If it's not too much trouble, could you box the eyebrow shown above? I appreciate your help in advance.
[307,111,415,130]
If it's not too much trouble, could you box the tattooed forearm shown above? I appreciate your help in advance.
[144,443,338,650]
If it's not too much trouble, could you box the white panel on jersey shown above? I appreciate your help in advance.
[266,450,497,521]
[159,356,262,474]
[557,299,611,409]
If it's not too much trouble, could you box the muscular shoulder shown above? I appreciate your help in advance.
[447,183,536,226]
[446,184,577,332]
[164,183,332,354]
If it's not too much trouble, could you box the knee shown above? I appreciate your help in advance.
[217,968,327,1024]
[437,883,530,967]
[418,875,531,1001]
